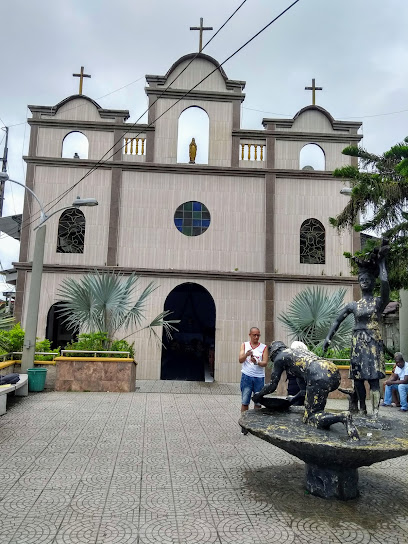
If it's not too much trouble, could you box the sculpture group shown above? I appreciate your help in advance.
[253,239,391,439]
[240,239,408,500]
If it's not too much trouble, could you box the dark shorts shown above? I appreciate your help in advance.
[240,373,265,406]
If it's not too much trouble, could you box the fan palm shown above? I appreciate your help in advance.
[56,271,178,346]
[278,286,353,350]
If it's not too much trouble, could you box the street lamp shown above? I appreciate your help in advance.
[0,172,98,373]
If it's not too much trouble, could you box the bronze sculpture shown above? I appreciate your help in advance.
[323,240,390,417]
[253,341,360,440]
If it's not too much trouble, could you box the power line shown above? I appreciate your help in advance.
[2,0,300,241]
[37,0,300,216]
[40,0,252,214]
[1,1,251,239]
[242,105,408,120]
[1,75,147,130]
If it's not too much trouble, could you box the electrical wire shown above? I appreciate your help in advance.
[31,0,299,217]
[2,0,300,241]
[38,0,252,214]
[0,0,252,240]
[242,105,408,119]
[2,76,147,130]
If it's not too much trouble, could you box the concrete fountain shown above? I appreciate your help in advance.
[240,241,408,500]
[239,405,408,500]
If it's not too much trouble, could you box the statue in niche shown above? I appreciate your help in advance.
[253,341,360,440]
[189,138,197,163]
[323,239,390,418]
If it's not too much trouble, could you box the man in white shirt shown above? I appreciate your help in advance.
[382,352,408,412]
[238,328,268,434]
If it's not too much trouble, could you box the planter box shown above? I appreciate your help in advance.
[55,357,137,392]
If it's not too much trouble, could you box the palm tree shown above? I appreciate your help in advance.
[56,271,178,346]
[331,138,408,290]
[278,286,353,350]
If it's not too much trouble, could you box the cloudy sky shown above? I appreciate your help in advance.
[1,0,408,294]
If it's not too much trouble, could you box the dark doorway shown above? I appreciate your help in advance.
[161,283,216,381]
[46,302,78,350]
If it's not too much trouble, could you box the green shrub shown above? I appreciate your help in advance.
[0,324,59,361]
[0,323,25,354]
[312,346,351,360]
[64,332,134,359]
[34,339,60,361]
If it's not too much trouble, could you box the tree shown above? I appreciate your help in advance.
[56,271,178,347]
[330,137,408,290]
[278,286,353,350]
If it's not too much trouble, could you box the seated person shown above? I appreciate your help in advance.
[382,363,400,407]
[382,352,408,412]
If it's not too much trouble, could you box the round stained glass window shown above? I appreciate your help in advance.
[174,201,211,236]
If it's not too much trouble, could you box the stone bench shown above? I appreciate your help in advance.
[0,374,28,415]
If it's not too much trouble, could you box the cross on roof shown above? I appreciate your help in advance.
[73,66,91,95]
[190,17,213,52]
[305,78,323,105]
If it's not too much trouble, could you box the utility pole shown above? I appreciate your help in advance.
[0,127,9,217]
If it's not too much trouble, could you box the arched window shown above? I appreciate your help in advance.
[61,131,89,159]
[299,143,325,171]
[177,107,209,164]
[57,209,86,253]
[300,218,325,264]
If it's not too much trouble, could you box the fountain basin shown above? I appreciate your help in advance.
[239,408,408,500]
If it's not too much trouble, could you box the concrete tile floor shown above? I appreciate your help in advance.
[0,382,407,543]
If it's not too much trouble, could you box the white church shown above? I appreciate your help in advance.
[12,52,362,382]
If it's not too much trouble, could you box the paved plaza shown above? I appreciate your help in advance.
[0,382,407,543]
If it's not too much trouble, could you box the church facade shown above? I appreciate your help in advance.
[14,53,362,382]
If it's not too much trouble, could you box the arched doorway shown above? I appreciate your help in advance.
[46,302,78,350]
[161,283,216,381]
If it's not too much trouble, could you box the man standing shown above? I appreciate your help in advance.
[382,352,408,412]
[239,327,268,433]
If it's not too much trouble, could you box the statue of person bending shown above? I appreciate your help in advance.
[323,240,390,418]
[253,341,359,440]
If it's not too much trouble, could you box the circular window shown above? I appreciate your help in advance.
[174,201,211,236]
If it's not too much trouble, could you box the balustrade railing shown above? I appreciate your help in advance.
[123,137,146,156]
[240,142,266,162]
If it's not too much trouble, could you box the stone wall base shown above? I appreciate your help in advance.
[55,358,137,392]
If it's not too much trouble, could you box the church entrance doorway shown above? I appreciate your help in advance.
[46,302,78,350]
[161,283,216,381]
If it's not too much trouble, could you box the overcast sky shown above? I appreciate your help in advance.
[1,0,408,294]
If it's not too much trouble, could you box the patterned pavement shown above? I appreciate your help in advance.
[0,382,407,543]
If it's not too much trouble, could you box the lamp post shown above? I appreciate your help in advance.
[0,172,98,373]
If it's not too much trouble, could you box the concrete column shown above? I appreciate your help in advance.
[21,223,46,372]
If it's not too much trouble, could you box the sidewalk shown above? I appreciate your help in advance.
[0,383,407,543]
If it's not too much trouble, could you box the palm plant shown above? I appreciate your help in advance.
[56,271,178,347]
[278,286,354,350]
[331,138,408,290]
